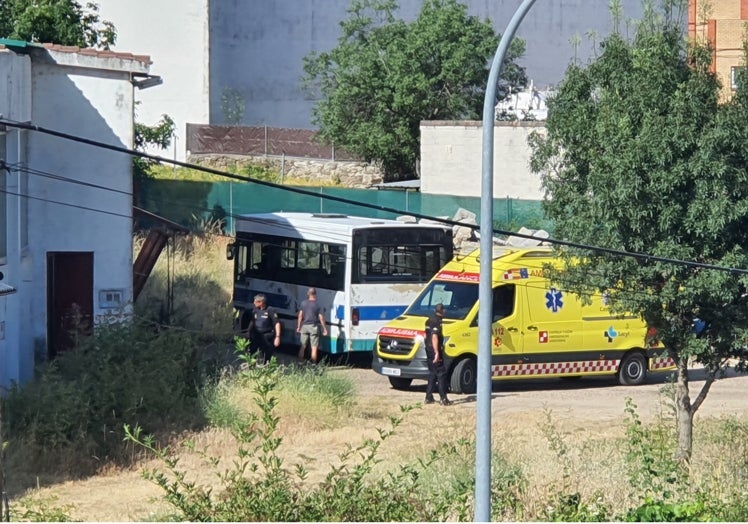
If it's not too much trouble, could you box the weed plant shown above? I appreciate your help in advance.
[528,396,748,522]
[200,358,358,433]
[148,163,277,183]
[538,410,611,521]
[9,495,74,522]
[3,320,207,479]
[127,338,470,521]
[133,225,234,340]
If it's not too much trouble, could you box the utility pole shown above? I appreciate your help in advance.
[476,0,538,520]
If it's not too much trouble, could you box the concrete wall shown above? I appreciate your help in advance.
[98,0,648,156]
[0,51,31,391]
[97,0,210,161]
[420,120,544,200]
[210,0,647,129]
[0,47,144,389]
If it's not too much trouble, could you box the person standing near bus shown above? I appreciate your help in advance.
[424,303,453,406]
[248,293,282,365]
[297,287,328,364]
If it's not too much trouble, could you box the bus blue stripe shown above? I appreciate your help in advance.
[235,288,291,309]
[237,287,408,323]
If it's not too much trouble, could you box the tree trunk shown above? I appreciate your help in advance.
[675,357,693,462]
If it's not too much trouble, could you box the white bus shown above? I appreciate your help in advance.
[227,212,454,354]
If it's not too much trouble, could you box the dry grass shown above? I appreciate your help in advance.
[133,228,235,336]
[14,374,748,521]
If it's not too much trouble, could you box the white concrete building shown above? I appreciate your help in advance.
[95,1,645,153]
[97,0,209,162]
[0,41,150,390]
[420,121,545,201]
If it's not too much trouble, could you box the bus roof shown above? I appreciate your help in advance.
[234,212,450,238]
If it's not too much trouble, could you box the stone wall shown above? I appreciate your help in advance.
[188,153,384,188]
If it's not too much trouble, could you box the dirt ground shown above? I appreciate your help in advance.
[14,356,748,522]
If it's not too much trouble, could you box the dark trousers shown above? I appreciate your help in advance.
[425,346,449,400]
[250,330,274,363]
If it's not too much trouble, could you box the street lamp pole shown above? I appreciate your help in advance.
[476,0,538,520]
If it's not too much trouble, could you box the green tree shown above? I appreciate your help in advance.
[133,113,175,183]
[0,0,115,49]
[530,0,748,461]
[303,0,526,180]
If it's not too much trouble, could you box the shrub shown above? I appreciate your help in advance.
[9,495,74,522]
[127,338,469,521]
[3,320,207,475]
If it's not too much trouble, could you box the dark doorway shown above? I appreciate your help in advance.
[47,252,94,359]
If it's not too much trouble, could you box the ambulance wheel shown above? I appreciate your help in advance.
[618,352,646,386]
[451,358,477,394]
[388,377,413,390]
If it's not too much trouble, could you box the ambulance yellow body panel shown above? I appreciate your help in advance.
[372,246,674,394]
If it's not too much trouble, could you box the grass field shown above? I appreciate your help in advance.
[6,230,748,521]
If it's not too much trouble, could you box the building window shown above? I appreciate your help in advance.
[732,66,747,90]
[99,289,124,309]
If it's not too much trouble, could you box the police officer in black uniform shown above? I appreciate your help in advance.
[424,303,453,406]
[248,293,282,364]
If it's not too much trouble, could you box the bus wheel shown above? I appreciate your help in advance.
[388,377,413,390]
[618,352,646,386]
[450,358,477,394]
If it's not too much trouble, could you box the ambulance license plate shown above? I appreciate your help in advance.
[381,367,401,377]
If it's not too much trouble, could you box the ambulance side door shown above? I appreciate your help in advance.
[522,281,584,357]
[471,284,522,355]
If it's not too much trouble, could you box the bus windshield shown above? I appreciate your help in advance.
[352,228,452,284]
[405,280,479,320]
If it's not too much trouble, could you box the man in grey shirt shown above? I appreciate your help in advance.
[297,287,328,364]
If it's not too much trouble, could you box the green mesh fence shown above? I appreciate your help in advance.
[137,180,552,234]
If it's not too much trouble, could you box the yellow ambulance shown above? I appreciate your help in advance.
[372,246,674,394]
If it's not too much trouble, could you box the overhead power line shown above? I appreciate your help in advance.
[1,118,748,276]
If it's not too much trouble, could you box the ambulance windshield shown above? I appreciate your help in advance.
[405,280,478,320]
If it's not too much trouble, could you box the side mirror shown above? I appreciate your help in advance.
[226,243,236,261]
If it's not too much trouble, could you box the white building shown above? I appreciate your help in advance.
[420,120,545,201]
[0,41,150,390]
[95,0,646,157]
[97,0,209,162]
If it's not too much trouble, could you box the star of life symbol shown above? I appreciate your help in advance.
[545,288,563,312]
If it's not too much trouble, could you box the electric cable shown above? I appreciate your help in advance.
[1,118,747,275]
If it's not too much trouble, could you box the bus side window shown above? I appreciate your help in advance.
[236,244,248,281]
[253,243,280,276]
[328,247,346,290]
